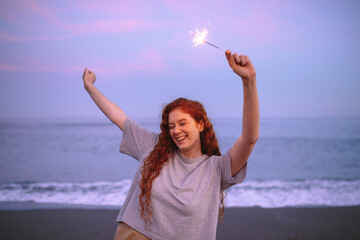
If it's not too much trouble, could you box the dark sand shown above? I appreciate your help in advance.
[1,206,360,240]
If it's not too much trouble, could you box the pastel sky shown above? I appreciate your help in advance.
[0,0,359,121]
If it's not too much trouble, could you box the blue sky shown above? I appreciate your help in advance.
[0,0,359,121]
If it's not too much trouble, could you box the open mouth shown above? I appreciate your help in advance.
[175,135,187,144]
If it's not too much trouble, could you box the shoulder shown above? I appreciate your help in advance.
[123,117,158,139]
[207,150,231,163]
[205,149,232,175]
[120,117,159,159]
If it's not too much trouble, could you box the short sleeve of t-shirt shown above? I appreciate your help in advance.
[119,117,159,161]
[218,149,247,191]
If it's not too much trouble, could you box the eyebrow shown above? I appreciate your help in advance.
[169,118,187,125]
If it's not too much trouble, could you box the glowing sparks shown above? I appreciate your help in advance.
[190,28,209,46]
[190,26,224,52]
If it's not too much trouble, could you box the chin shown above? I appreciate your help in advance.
[176,145,188,152]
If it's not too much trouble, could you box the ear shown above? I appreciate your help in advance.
[198,120,205,132]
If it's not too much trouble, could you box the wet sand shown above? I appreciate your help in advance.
[1,206,359,240]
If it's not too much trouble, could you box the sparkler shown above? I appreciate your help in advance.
[190,28,224,52]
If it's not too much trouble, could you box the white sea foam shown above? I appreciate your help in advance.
[1,179,359,208]
[0,180,132,206]
[226,179,360,207]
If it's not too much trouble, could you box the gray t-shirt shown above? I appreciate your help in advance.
[116,117,247,240]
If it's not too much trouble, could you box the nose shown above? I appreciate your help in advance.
[173,125,181,134]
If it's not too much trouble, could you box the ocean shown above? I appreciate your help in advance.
[0,117,359,208]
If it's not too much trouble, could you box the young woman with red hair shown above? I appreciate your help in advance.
[83,50,259,240]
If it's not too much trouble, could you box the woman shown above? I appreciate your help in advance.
[83,50,259,240]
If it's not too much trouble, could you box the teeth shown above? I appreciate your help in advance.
[176,136,186,141]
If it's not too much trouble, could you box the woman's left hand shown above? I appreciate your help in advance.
[225,50,256,81]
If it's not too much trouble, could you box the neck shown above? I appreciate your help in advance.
[179,143,203,160]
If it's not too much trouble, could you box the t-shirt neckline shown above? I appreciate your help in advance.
[176,149,208,164]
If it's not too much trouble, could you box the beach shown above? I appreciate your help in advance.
[1,118,360,239]
[1,206,360,240]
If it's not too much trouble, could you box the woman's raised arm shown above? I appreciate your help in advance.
[225,50,260,176]
[83,68,127,130]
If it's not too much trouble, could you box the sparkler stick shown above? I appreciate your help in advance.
[203,40,224,52]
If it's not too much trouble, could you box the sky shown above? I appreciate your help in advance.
[0,0,359,121]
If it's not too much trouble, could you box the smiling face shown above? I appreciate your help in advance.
[168,108,204,159]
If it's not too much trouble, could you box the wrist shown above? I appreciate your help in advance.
[84,82,94,91]
[242,76,256,86]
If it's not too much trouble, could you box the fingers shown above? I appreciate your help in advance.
[246,55,253,64]
[234,53,240,64]
[83,67,93,80]
[234,53,248,66]
[225,50,232,61]
[225,50,236,69]
[226,50,250,67]
[82,68,87,79]
[83,68,93,76]
[240,55,246,65]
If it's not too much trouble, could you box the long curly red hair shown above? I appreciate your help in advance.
[138,97,226,225]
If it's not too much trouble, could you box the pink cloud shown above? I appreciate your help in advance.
[6,0,67,29]
[141,50,170,72]
[0,63,29,72]
[174,50,222,70]
[0,50,170,78]
[0,33,28,42]
[162,0,195,14]
[0,32,77,42]
[0,5,19,25]
[232,10,280,46]
[0,0,160,42]
[92,50,170,77]
[175,55,207,69]
[56,0,148,17]
[0,59,83,75]
[67,20,152,35]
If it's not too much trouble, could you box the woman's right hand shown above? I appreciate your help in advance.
[82,68,96,88]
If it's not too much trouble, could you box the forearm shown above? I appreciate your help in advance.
[241,77,259,143]
[85,84,127,130]
[225,51,258,174]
